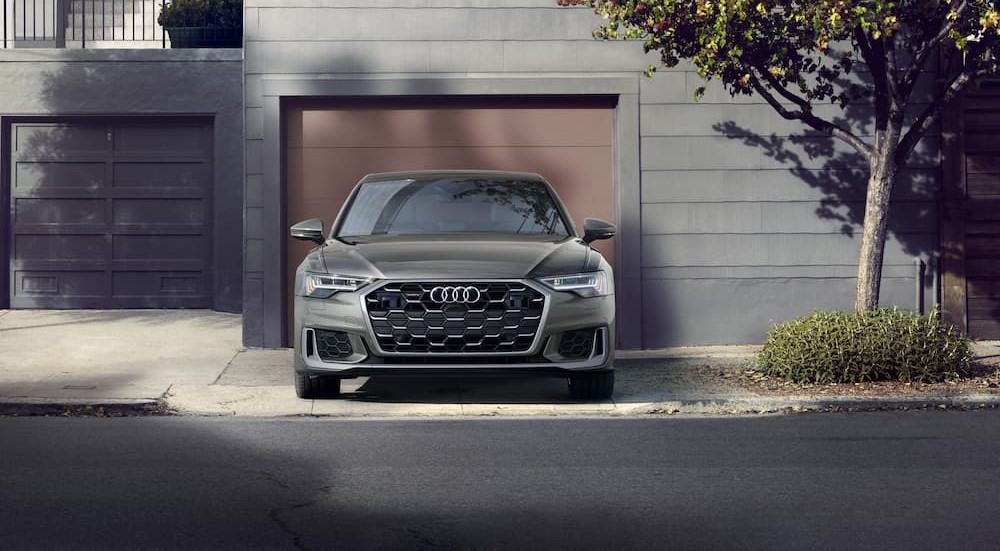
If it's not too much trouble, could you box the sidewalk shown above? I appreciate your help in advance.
[1,310,998,417]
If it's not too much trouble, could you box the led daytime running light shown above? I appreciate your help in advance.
[302,274,371,297]
[538,272,610,297]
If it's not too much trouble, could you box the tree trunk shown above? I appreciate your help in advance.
[855,148,899,312]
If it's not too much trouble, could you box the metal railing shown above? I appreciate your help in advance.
[3,0,167,48]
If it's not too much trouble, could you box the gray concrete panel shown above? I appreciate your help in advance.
[642,203,765,235]
[643,264,920,280]
[245,41,431,74]
[245,208,265,240]
[758,201,938,235]
[642,103,873,137]
[261,95,285,347]
[614,90,643,349]
[242,277,264,346]
[245,6,261,35]
[640,169,939,203]
[246,174,265,208]
[246,139,263,175]
[246,107,264,140]
[640,201,938,235]
[642,136,767,170]
[245,39,651,74]
[245,239,264,280]
[252,7,601,41]
[641,277,919,347]
[245,75,264,109]
[638,71,689,104]
[427,43,505,73]
[674,67,953,109]
[247,0,592,7]
[259,76,639,97]
[683,73,769,105]
[502,41,653,72]
[641,136,940,171]
[640,233,936,268]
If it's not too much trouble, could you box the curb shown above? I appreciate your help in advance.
[0,398,170,417]
[638,395,1000,415]
[3,394,998,418]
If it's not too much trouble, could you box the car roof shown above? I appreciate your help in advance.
[358,169,547,184]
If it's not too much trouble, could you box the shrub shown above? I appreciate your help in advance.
[158,0,242,29]
[753,309,973,384]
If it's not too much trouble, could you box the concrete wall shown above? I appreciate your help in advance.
[242,0,940,348]
[0,48,244,313]
[638,72,940,345]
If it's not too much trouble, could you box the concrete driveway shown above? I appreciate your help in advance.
[3,310,997,417]
[0,309,760,416]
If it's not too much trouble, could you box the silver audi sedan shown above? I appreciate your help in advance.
[289,170,616,399]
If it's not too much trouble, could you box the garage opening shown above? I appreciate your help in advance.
[6,119,213,308]
[283,96,616,345]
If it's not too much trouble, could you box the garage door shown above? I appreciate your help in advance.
[9,120,213,308]
[285,96,616,344]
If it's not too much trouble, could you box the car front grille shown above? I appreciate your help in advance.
[364,282,545,354]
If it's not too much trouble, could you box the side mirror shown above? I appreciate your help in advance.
[582,218,617,243]
[290,219,326,245]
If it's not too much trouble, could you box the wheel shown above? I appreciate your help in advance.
[567,370,614,400]
[294,372,342,399]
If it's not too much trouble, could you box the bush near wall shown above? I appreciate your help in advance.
[754,309,973,384]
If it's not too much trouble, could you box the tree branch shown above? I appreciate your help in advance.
[895,62,977,165]
[853,26,875,61]
[863,36,893,153]
[749,73,873,161]
[901,0,968,96]
[758,69,814,111]
[884,33,904,105]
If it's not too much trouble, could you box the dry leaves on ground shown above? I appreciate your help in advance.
[702,361,1000,398]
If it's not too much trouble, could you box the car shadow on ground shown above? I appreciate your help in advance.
[220,349,748,406]
[340,374,578,405]
[316,358,745,406]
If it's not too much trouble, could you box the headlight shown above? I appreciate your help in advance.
[537,272,611,298]
[298,273,372,298]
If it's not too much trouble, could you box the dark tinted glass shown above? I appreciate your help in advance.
[337,178,571,237]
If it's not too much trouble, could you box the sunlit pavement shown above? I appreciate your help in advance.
[1,310,998,417]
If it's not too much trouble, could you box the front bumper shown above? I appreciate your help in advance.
[293,279,615,377]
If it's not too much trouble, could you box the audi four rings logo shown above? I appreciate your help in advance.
[430,286,482,303]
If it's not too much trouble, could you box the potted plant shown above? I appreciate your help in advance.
[158,0,243,48]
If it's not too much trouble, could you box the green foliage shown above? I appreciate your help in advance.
[754,309,973,384]
[158,0,242,29]
[559,1,1000,106]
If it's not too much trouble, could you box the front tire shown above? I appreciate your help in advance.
[568,370,614,400]
[294,372,342,399]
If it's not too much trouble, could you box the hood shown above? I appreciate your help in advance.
[312,234,600,280]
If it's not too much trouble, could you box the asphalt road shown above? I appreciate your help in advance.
[1,412,999,550]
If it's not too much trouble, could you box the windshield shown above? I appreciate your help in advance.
[336,177,571,238]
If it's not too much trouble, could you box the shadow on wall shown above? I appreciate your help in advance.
[711,93,940,309]
[7,61,232,309]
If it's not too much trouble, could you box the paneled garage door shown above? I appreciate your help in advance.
[8,120,212,308]
[284,96,616,344]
